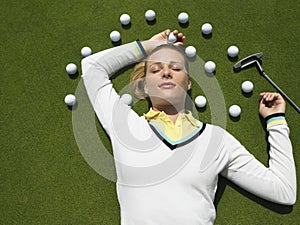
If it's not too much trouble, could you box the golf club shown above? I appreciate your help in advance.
[234,53,300,114]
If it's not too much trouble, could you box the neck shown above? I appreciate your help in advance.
[152,104,185,123]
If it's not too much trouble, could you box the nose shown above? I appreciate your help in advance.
[162,64,172,79]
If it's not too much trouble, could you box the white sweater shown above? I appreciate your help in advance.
[82,41,296,225]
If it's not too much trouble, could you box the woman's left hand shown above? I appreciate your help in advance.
[259,92,286,118]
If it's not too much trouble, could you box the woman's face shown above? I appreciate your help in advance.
[144,48,191,110]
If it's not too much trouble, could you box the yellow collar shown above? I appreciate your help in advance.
[144,108,200,127]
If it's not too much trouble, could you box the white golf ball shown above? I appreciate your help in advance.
[110,30,121,42]
[227,45,239,57]
[204,61,216,73]
[167,32,177,43]
[178,12,189,23]
[201,23,213,35]
[120,14,131,25]
[64,94,77,107]
[185,46,197,58]
[241,81,254,93]
[121,93,133,106]
[81,46,92,58]
[195,95,207,108]
[66,63,77,75]
[145,10,156,21]
[229,105,241,117]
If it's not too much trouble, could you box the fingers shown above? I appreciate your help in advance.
[259,92,286,109]
[149,29,186,47]
[172,29,186,44]
[259,92,283,102]
[162,29,171,37]
[162,29,186,44]
[176,34,186,45]
[259,92,286,117]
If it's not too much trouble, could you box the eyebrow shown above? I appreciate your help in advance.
[147,61,183,67]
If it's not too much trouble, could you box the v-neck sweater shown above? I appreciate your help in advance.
[81,41,296,225]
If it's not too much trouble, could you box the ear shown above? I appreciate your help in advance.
[187,77,192,90]
[144,81,149,95]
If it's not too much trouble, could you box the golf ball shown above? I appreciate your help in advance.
[201,23,213,35]
[121,93,133,106]
[178,12,189,23]
[64,94,77,107]
[229,105,241,117]
[66,63,77,75]
[227,45,239,57]
[167,32,177,43]
[81,46,92,58]
[204,61,216,73]
[110,30,121,42]
[145,10,156,21]
[195,95,207,108]
[185,46,196,58]
[120,14,131,25]
[241,81,254,93]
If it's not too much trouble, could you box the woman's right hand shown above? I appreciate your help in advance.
[149,29,186,46]
[142,29,186,54]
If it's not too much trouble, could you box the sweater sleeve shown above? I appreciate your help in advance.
[221,119,296,205]
[81,41,145,135]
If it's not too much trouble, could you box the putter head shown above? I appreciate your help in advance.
[233,52,263,72]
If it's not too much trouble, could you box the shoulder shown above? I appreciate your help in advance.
[116,111,153,140]
[200,123,241,151]
[203,123,229,138]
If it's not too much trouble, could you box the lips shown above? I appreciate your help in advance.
[159,82,176,89]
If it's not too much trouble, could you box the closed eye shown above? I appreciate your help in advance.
[170,64,183,71]
[172,68,182,71]
[149,64,163,73]
[150,68,161,73]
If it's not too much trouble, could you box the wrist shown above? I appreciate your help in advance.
[135,40,147,59]
[265,113,287,129]
[140,40,164,55]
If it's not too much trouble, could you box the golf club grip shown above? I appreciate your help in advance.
[263,72,300,114]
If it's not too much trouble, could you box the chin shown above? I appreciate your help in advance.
[153,96,184,108]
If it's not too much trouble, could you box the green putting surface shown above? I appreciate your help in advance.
[1,0,299,224]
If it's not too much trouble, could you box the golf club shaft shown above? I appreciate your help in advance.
[262,72,300,114]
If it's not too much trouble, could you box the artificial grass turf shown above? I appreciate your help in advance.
[0,0,299,224]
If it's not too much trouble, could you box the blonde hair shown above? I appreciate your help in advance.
[130,61,147,99]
